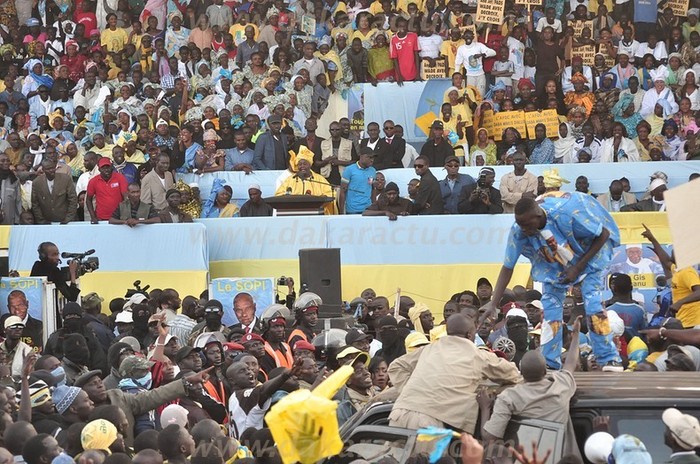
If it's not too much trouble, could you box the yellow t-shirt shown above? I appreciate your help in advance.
[439,38,465,73]
[229,23,259,46]
[673,266,700,328]
[101,28,129,53]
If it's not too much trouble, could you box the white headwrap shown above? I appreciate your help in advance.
[650,65,669,82]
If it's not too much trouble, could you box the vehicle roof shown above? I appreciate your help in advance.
[573,372,700,400]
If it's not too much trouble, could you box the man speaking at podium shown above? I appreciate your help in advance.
[275,147,337,215]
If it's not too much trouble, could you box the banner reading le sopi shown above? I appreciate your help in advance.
[209,277,275,326]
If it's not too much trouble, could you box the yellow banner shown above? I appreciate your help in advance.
[420,58,448,80]
[492,110,526,141]
[525,109,560,139]
[476,0,505,24]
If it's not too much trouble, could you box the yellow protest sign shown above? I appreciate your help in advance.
[598,43,615,68]
[630,273,655,289]
[420,58,448,80]
[524,109,560,139]
[666,0,689,16]
[572,45,596,66]
[476,0,505,25]
[480,109,494,135]
[492,110,526,141]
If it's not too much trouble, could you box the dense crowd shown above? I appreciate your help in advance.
[0,222,699,464]
[0,0,694,221]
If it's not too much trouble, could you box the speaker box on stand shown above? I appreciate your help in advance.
[298,248,342,318]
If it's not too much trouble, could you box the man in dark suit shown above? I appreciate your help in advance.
[413,155,444,215]
[229,292,263,334]
[381,119,406,169]
[31,159,77,224]
[0,290,43,351]
[252,115,289,170]
[360,122,393,170]
[294,117,324,161]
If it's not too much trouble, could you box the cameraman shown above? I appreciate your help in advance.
[30,242,81,302]
[458,167,503,214]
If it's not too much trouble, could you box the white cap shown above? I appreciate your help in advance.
[626,244,642,250]
[662,408,700,450]
[649,178,667,191]
[115,311,133,324]
[506,307,530,324]
[584,432,615,463]
[188,183,199,189]
[248,184,262,192]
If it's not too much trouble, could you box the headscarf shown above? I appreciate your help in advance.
[613,93,635,118]
[553,123,575,162]
[571,72,588,84]
[202,178,230,218]
[542,168,570,188]
[517,78,534,90]
[290,145,314,170]
[48,110,65,129]
[656,98,674,118]
[25,59,54,89]
[485,81,506,100]
[175,179,201,218]
[203,128,221,142]
[470,150,486,166]
[599,72,618,90]
[167,10,183,23]
[650,65,669,82]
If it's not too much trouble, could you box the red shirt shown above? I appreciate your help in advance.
[390,32,420,81]
[75,12,97,38]
[479,32,503,73]
[86,172,128,220]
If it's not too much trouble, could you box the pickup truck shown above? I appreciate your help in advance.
[329,372,700,464]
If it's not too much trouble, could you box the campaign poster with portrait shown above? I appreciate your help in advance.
[0,277,45,320]
[604,244,672,316]
[348,85,364,134]
[209,278,275,326]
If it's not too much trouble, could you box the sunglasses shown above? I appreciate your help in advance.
[204,307,221,313]
[414,164,425,168]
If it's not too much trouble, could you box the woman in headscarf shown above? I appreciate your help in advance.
[484,82,506,112]
[195,128,225,172]
[564,72,595,116]
[645,99,673,135]
[470,128,497,165]
[367,32,394,84]
[613,93,643,138]
[541,168,570,192]
[22,59,53,104]
[316,36,343,87]
[59,141,85,180]
[470,150,486,167]
[175,179,202,218]
[333,32,354,92]
[666,53,685,90]
[284,74,312,118]
[245,88,269,120]
[202,178,240,218]
[636,54,656,91]
[242,51,269,89]
[599,121,640,162]
[165,10,190,58]
[553,122,575,163]
[677,69,700,110]
[497,127,526,163]
[112,83,141,115]
[191,61,213,93]
[655,119,684,160]
[674,97,695,138]
[633,120,654,161]
[528,123,556,164]
[594,72,620,110]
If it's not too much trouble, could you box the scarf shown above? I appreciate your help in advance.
[553,123,575,162]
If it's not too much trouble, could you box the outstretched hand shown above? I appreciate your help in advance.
[510,442,552,464]
[185,366,214,385]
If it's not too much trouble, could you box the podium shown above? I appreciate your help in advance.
[264,195,335,216]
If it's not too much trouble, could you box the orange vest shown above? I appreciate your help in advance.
[203,379,229,424]
[287,328,309,345]
[264,342,294,369]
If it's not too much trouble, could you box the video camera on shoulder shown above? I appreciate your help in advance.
[60,249,100,280]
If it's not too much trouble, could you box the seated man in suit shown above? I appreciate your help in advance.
[597,179,637,212]
[31,159,78,224]
[109,183,161,226]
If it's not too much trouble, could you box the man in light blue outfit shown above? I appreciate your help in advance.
[480,191,623,371]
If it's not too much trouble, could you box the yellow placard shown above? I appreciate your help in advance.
[420,58,448,80]
[572,45,596,66]
[630,273,655,289]
[476,0,505,25]
[492,110,526,141]
[598,43,615,68]
[572,20,593,36]
[480,109,494,135]
[665,0,689,16]
[524,109,560,139]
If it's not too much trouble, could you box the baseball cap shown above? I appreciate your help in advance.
[431,120,444,129]
[118,355,154,377]
[345,328,370,345]
[268,115,282,124]
[98,157,112,168]
[240,333,264,345]
[477,277,493,288]
[584,432,614,464]
[160,404,189,428]
[404,331,429,352]
[74,370,103,388]
[81,419,118,454]
[203,299,223,312]
[81,293,103,311]
[610,434,652,464]
[4,316,24,329]
[526,300,543,310]
[293,340,315,352]
[249,184,261,192]
[119,336,141,353]
[384,182,399,193]
[336,346,369,366]
[175,346,201,363]
[115,311,133,324]
[506,307,530,325]
[662,408,700,450]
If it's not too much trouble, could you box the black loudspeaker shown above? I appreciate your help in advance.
[299,248,342,318]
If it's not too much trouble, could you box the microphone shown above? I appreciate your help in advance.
[61,249,95,259]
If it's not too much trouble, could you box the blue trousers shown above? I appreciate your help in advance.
[540,271,621,369]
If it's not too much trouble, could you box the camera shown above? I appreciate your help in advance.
[60,250,100,280]
[477,173,488,189]
[277,276,288,286]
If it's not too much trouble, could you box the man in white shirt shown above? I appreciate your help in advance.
[536,8,563,33]
[418,24,443,60]
[72,71,101,114]
[454,30,496,96]
[618,27,640,59]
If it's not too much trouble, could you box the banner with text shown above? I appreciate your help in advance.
[476,0,506,24]
[0,277,45,321]
[492,110,527,141]
[209,277,276,326]
[524,109,560,139]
